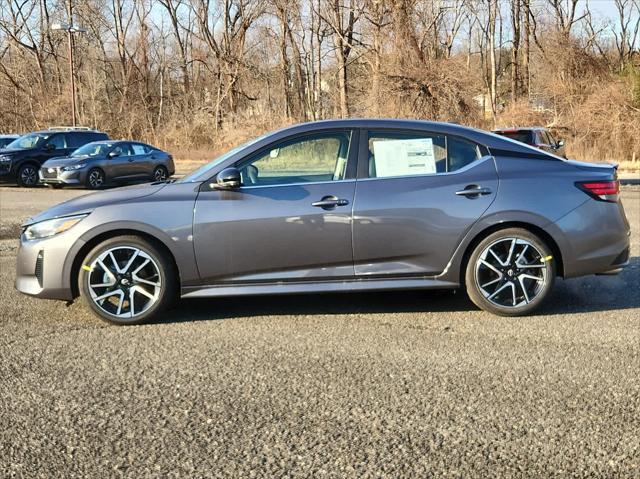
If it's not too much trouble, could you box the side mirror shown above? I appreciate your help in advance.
[108,151,120,158]
[213,167,241,189]
[44,143,55,151]
[557,139,565,147]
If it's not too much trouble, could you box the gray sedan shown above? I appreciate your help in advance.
[16,119,630,324]
[39,140,175,189]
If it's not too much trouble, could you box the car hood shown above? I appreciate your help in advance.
[42,155,98,167]
[23,182,168,226]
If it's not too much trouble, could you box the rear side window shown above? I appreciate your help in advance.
[68,133,87,148]
[131,144,147,155]
[47,134,67,149]
[367,131,481,178]
[495,130,533,145]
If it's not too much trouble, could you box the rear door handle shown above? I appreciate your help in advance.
[455,185,492,197]
[312,195,349,209]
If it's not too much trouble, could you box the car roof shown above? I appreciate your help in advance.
[30,129,106,135]
[493,127,546,132]
[0,134,19,138]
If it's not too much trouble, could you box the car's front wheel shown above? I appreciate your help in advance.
[17,164,39,187]
[78,236,177,325]
[465,228,556,316]
[86,168,105,189]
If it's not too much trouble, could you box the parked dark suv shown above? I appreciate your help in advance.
[0,127,108,186]
[39,140,175,189]
[492,127,566,158]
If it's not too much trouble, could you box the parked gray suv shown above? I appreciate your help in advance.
[39,140,175,189]
[15,119,630,324]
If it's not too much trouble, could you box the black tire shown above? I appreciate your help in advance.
[465,228,556,316]
[17,163,40,187]
[153,165,169,182]
[86,168,105,189]
[78,235,178,325]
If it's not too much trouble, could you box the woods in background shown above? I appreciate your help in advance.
[0,0,639,163]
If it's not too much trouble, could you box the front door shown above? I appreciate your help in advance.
[193,130,358,284]
[352,129,499,277]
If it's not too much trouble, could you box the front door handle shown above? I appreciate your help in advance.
[312,195,350,209]
[455,185,492,198]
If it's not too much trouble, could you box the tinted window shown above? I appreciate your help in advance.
[367,132,480,178]
[0,138,15,148]
[47,134,67,149]
[67,132,88,148]
[237,132,351,186]
[495,130,533,144]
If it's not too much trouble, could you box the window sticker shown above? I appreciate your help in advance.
[372,138,436,177]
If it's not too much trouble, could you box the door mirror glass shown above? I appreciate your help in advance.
[214,167,241,189]
[108,150,120,158]
[44,143,55,151]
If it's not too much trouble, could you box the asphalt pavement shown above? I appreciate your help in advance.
[0,185,639,477]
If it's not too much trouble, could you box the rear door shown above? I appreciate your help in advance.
[193,129,357,284]
[130,143,154,177]
[352,129,498,277]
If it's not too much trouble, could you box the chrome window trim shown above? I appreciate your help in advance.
[358,155,494,182]
[237,178,355,191]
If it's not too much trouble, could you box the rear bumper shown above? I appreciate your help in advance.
[553,199,631,278]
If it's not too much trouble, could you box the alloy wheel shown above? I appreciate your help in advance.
[154,167,167,181]
[88,170,104,188]
[86,246,162,319]
[474,237,548,308]
[20,166,38,186]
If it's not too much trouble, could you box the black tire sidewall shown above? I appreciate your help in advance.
[465,228,556,316]
[78,235,177,325]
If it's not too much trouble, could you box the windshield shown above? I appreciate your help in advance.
[5,132,50,150]
[179,134,269,182]
[72,142,112,157]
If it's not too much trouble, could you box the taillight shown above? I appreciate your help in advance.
[576,180,620,202]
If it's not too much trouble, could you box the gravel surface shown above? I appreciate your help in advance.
[1,186,639,478]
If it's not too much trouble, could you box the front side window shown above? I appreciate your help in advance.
[6,133,49,150]
[238,132,351,186]
[72,142,112,157]
[112,144,133,157]
[367,132,481,178]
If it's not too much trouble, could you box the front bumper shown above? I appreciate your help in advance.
[39,166,86,185]
[15,232,82,300]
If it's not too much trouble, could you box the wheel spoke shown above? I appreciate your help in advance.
[518,276,531,304]
[479,259,502,276]
[132,284,155,300]
[488,282,512,300]
[489,248,506,266]
[517,262,545,269]
[519,273,544,282]
[506,238,516,264]
[121,249,140,274]
[133,275,160,287]
[481,277,501,288]
[94,288,124,302]
[515,244,529,263]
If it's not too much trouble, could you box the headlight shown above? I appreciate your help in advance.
[23,214,88,241]
[62,163,87,171]
[0,155,12,165]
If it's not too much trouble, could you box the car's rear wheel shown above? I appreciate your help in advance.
[78,236,177,325]
[465,228,556,316]
[153,165,168,182]
[17,164,39,187]
[86,168,105,189]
